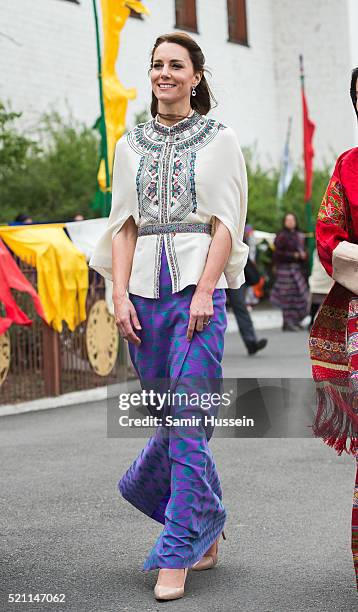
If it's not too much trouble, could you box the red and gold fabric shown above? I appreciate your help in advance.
[353,453,358,590]
[309,147,358,590]
[310,147,358,455]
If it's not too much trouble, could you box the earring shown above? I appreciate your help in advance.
[191,85,197,97]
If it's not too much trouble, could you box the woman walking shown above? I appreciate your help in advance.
[309,67,358,589]
[270,212,309,331]
[90,32,248,600]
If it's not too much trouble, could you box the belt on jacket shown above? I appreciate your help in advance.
[137,222,212,237]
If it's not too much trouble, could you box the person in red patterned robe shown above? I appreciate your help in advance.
[309,67,358,590]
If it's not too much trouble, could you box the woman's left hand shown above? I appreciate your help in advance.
[187,289,214,341]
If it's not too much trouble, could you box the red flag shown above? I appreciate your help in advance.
[0,239,46,334]
[302,89,315,202]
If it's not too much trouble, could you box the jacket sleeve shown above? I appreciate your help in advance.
[89,138,139,281]
[315,154,350,277]
[207,126,249,288]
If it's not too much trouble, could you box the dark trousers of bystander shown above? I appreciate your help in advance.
[226,286,257,348]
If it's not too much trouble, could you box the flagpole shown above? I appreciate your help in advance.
[93,0,111,217]
[276,115,293,218]
[300,54,315,273]
[287,115,292,151]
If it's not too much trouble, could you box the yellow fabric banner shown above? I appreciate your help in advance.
[98,0,150,190]
[0,225,88,332]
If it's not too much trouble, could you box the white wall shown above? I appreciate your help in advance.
[348,0,358,144]
[0,0,98,131]
[196,0,280,166]
[272,0,356,169]
[121,0,357,165]
[349,0,358,70]
[0,0,356,168]
[105,0,281,164]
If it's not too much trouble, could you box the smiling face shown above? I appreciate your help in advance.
[150,41,201,107]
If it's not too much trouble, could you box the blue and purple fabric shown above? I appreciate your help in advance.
[118,247,227,570]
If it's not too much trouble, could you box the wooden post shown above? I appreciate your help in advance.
[42,322,61,396]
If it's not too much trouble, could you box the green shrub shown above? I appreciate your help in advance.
[243,146,331,233]
[0,101,333,229]
[0,103,99,223]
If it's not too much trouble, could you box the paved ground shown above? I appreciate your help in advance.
[226,304,287,333]
[1,326,357,611]
[223,319,312,378]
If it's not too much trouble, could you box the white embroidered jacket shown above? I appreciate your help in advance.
[89,111,249,298]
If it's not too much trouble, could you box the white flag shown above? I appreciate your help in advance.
[277,117,294,200]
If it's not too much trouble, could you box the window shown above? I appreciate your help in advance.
[175,0,198,33]
[227,0,248,46]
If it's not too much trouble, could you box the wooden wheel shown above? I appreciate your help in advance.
[86,300,119,376]
[0,331,10,387]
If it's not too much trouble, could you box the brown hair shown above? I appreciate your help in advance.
[350,67,358,121]
[148,32,217,118]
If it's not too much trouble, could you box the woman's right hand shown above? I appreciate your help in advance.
[113,293,142,346]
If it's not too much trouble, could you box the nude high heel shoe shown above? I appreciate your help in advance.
[191,530,226,571]
[154,568,188,601]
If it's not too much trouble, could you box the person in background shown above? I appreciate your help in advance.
[72,213,85,222]
[308,248,334,328]
[14,213,33,224]
[270,212,309,331]
[226,224,268,356]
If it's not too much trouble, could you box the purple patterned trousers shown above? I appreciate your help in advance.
[118,247,227,570]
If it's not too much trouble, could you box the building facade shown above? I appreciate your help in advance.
[0,0,357,168]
